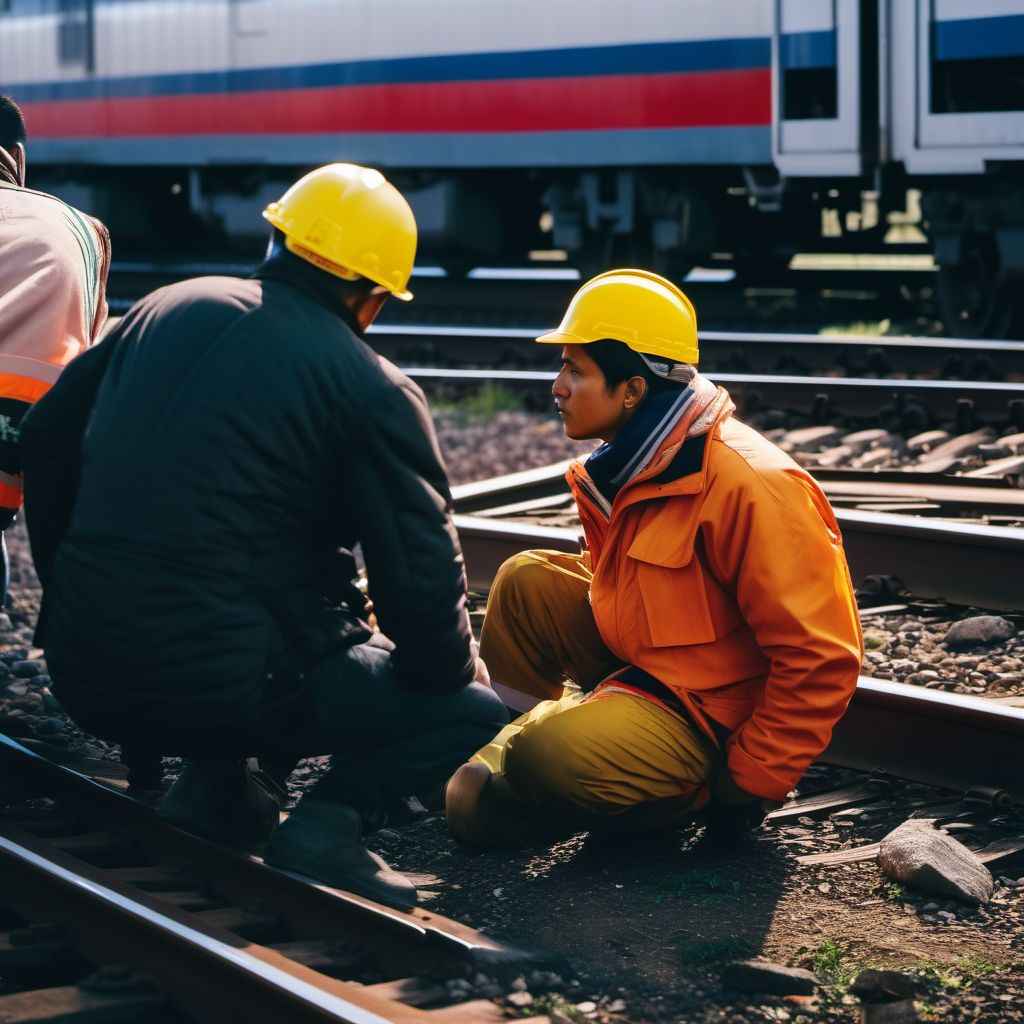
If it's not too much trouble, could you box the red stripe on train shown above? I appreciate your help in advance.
[22,68,770,137]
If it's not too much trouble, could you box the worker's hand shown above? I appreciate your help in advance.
[710,765,760,805]
[703,763,771,838]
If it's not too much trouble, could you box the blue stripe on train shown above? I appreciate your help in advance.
[26,125,774,170]
[934,13,1024,61]
[780,29,836,70]
[7,35,770,103]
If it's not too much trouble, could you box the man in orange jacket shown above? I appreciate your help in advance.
[445,270,864,845]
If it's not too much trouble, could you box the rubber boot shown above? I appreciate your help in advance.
[262,798,417,911]
[445,762,566,849]
[157,759,282,846]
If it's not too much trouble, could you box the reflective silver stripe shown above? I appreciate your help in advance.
[0,355,62,384]
[0,471,22,491]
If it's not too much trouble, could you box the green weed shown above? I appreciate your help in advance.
[915,956,1003,992]
[434,384,523,423]
[651,870,743,904]
[880,880,905,900]
[819,319,891,337]
[516,993,587,1021]
[678,936,754,965]
[800,940,861,987]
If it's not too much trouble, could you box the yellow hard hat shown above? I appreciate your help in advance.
[263,163,417,301]
[536,269,698,365]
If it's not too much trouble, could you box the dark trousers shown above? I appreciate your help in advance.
[265,634,507,813]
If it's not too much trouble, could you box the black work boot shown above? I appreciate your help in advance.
[262,798,417,911]
[445,762,564,849]
[157,759,282,846]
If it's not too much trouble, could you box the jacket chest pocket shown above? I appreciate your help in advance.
[627,519,718,649]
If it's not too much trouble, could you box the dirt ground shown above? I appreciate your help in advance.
[365,763,1024,1024]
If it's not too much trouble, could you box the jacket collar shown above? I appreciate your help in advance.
[256,253,366,337]
[568,380,735,517]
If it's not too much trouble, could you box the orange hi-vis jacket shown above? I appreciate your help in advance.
[567,390,864,802]
[0,159,110,515]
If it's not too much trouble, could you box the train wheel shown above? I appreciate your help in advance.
[935,232,1015,339]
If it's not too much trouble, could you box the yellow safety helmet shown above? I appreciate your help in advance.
[536,269,698,365]
[263,163,417,301]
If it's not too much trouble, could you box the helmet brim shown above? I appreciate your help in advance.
[535,329,577,345]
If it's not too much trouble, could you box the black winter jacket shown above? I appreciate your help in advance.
[21,265,476,749]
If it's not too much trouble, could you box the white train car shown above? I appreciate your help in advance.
[2,0,1023,333]
[774,0,1024,335]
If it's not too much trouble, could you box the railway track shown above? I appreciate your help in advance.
[108,260,931,336]
[406,367,1023,430]
[451,460,1024,609]
[369,323,1024,383]
[0,734,547,1024]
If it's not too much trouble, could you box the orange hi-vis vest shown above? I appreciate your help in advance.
[0,169,110,514]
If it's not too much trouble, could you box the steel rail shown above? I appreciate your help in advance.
[454,502,1024,611]
[825,677,1024,802]
[0,827,401,1024]
[0,734,527,974]
[370,323,1024,379]
[0,732,546,1022]
[452,460,1024,518]
[405,367,1022,421]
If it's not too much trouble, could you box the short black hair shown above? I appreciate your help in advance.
[0,95,27,153]
[585,338,688,397]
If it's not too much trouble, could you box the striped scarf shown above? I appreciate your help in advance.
[585,371,725,506]
[0,146,19,186]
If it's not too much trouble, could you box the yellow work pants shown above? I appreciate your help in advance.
[476,550,715,825]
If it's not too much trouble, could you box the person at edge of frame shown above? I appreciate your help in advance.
[20,163,506,910]
[445,269,864,848]
[0,94,110,606]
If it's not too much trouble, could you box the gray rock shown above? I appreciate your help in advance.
[997,431,1024,453]
[783,426,840,452]
[922,428,996,462]
[964,453,1024,479]
[904,670,940,686]
[0,613,12,631]
[860,999,919,1023]
[945,616,1016,648]
[815,445,855,468]
[850,969,919,1003]
[906,429,951,454]
[10,660,44,678]
[878,821,993,904]
[721,958,818,995]
[842,428,895,452]
[855,447,895,469]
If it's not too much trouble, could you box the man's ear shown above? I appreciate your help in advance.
[13,143,25,186]
[623,374,648,410]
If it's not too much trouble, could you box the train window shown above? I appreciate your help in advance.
[58,0,93,67]
[931,12,1024,114]
[779,7,838,121]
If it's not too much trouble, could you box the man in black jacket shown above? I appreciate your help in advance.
[21,163,506,909]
